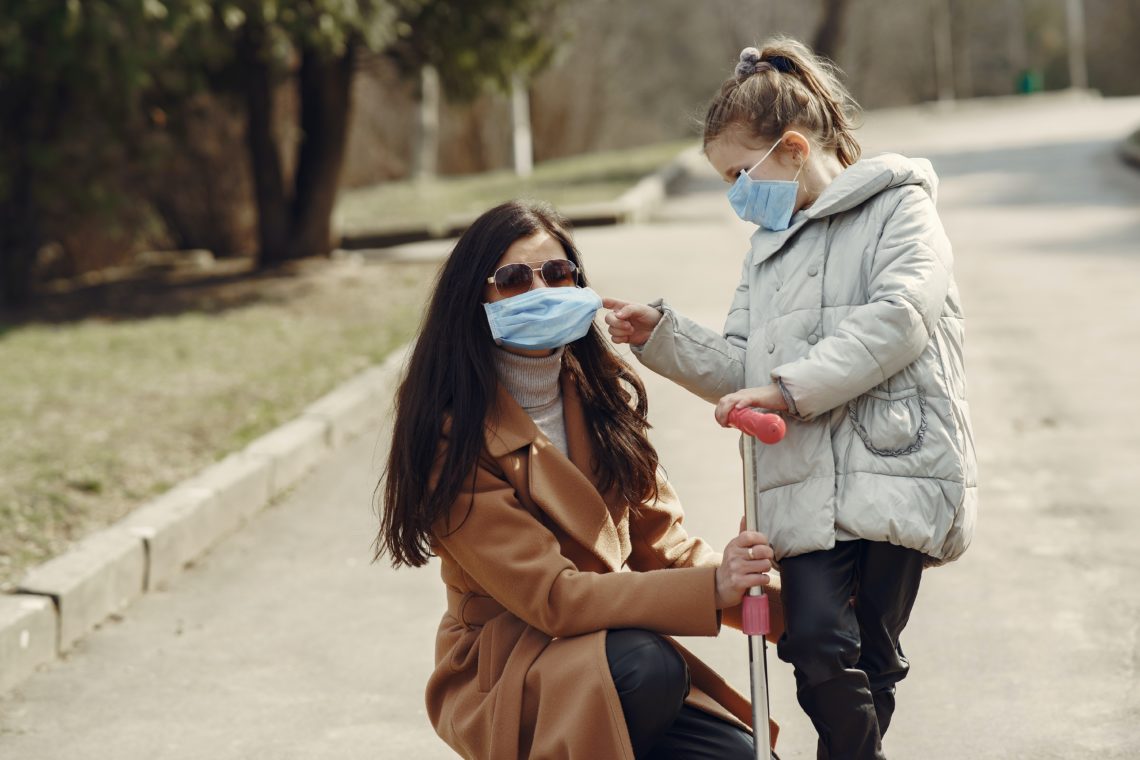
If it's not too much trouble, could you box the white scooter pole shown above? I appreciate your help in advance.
[726,407,786,760]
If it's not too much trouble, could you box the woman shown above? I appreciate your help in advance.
[374,200,784,760]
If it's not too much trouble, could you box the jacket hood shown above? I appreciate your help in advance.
[748,152,939,262]
[803,152,938,219]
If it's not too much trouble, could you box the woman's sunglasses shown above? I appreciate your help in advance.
[486,259,580,298]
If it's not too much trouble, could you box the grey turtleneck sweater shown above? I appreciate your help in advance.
[492,346,568,456]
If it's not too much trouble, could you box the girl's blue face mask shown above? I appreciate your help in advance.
[484,285,602,351]
[726,138,803,231]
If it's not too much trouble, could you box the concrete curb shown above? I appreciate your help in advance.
[338,143,699,251]
[0,142,697,694]
[1119,130,1140,170]
[1,343,412,696]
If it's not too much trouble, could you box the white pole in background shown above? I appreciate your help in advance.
[511,72,534,178]
[415,64,441,180]
[1065,0,1089,90]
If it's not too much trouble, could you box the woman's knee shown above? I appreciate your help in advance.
[606,629,689,702]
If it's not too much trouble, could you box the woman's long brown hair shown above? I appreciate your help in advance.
[374,200,659,568]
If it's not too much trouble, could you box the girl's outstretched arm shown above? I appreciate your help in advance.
[773,186,953,420]
[609,254,753,404]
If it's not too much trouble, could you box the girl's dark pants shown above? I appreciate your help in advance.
[777,539,925,760]
[605,628,772,759]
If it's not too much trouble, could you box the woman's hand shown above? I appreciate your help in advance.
[602,297,662,347]
[714,384,788,427]
[715,528,773,609]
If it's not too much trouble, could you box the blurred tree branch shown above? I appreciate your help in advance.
[813,0,852,61]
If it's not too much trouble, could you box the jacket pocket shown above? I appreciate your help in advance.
[847,386,927,457]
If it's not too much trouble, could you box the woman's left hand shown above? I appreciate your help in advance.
[714,384,788,427]
[714,528,774,610]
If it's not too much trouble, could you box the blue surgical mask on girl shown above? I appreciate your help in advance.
[484,286,603,351]
[726,138,803,231]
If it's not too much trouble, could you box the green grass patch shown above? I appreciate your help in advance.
[336,139,695,233]
[0,259,436,591]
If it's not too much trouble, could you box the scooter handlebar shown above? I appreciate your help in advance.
[727,407,786,444]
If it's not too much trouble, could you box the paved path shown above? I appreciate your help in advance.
[3,94,1140,759]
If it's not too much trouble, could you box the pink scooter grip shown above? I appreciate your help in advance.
[727,407,786,444]
[741,594,770,636]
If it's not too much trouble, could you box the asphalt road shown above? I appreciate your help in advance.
[2,93,1139,759]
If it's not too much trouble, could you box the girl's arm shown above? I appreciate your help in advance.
[773,186,953,420]
[627,255,753,404]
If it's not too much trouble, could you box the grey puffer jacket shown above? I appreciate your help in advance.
[635,153,977,566]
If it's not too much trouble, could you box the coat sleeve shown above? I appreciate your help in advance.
[630,253,752,404]
[771,186,952,420]
[627,476,788,640]
[433,459,722,639]
[627,475,721,571]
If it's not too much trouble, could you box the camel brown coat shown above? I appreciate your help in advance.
[424,371,784,759]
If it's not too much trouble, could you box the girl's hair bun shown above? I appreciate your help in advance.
[734,46,764,81]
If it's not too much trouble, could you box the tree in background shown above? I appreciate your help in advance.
[0,2,185,307]
[199,1,415,266]
[386,0,563,179]
[813,0,853,62]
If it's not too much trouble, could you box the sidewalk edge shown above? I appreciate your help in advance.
[1,343,413,697]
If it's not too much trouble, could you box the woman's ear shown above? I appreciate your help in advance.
[781,131,812,164]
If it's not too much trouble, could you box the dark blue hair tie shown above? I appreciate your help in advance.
[767,55,795,74]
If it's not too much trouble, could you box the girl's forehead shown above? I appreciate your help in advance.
[498,231,568,266]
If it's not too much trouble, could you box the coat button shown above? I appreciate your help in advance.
[767,342,775,353]
[808,334,819,345]
[807,265,819,277]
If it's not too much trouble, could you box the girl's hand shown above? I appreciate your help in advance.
[715,528,773,609]
[714,384,788,426]
[602,297,662,347]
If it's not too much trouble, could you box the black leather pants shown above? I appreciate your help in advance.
[776,540,925,760]
[605,628,769,760]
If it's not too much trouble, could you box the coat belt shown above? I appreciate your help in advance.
[447,586,508,629]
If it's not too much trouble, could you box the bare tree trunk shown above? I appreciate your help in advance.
[239,28,290,265]
[813,0,853,61]
[0,171,38,308]
[284,44,356,262]
[932,0,956,102]
[1005,0,1028,88]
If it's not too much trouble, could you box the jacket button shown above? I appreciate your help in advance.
[767,342,775,353]
[807,266,819,277]
[808,334,819,345]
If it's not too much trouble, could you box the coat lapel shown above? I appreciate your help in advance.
[484,373,627,572]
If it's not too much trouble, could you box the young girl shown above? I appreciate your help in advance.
[604,38,977,759]
[375,200,786,760]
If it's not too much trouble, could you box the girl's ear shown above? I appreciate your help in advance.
[781,130,812,164]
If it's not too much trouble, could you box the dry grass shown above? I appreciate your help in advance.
[336,140,694,233]
[0,256,437,591]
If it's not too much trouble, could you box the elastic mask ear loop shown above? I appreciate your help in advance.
[792,157,804,182]
[743,139,784,178]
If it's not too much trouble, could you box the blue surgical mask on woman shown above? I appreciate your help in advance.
[726,138,803,231]
[484,286,603,351]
